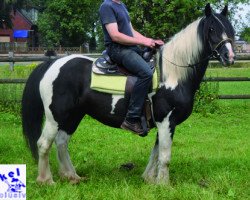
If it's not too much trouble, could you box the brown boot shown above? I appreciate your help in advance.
[121,120,146,136]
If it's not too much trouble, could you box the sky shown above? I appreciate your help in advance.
[233,2,250,34]
[235,3,250,22]
[211,2,249,36]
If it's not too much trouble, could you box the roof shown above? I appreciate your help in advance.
[235,40,247,44]
[16,10,33,26]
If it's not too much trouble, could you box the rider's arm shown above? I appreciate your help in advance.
[105,22,155,47]
[130,23,148,40]
[131,23,165,46]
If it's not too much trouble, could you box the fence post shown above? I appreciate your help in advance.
[8,51,14,71]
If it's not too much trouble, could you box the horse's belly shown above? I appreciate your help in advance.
[85,92,126,128]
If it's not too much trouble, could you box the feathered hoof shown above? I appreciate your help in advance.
[59,172,88,184]
[142,173,159,184]
[143,176,157,184]
[36,176,55,185]
[143,174,170,185]
[155,174,170,185]
[69,176,88,184]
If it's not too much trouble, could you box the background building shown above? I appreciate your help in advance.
[0,9,39,53]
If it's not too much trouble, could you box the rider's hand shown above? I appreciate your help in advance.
[141,38,164,48]
[154,39,164,46]
[141,38,156,48]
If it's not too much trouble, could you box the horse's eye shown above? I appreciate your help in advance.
[209,27,215,32]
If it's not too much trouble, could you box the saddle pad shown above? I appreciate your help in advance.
[90,70,159,95]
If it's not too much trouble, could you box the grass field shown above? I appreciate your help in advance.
[0,63,249,199]
[206,65,250,95]
[0,101,249,199]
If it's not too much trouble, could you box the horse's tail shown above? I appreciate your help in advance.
[22,61,51,160]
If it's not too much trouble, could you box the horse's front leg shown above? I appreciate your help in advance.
[155,112,174,184]
[144,111,174,184]
[142,134,159,183]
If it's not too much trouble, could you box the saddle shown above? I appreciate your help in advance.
[92,48,156,75]
[91,48,158,135]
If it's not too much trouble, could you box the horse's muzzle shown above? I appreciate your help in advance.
[218,44,235,66]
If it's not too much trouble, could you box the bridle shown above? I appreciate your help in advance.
[209,38,233,60]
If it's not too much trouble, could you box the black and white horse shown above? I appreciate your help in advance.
[22,4,235,184]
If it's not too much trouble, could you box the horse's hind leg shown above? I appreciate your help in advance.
[36,119,58,184]
[55,130,83,184]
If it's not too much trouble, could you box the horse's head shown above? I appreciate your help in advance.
[203,3,235,66]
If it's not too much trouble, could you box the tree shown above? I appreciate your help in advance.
[37,0,100,47]
[0,0,24,29]
[36,0,248,48]
[240,27,250,42]
[123,0,203,40]
[239,10,250,42]
[123,0,249,40]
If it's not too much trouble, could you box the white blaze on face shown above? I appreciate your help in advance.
[222,33,235,62]
[225,43,235,62]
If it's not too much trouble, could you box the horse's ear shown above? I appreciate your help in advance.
[205,3,212,17]
[221,5,228,16]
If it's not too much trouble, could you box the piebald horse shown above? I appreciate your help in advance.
[22,4,235,184]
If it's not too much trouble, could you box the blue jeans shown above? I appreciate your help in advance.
[107,43,153,120]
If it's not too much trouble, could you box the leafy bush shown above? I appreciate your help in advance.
[194,79,219,115]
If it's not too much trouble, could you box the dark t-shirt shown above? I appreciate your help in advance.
[99,0,133,46]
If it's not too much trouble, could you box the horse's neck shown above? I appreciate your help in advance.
[159,48,209,91]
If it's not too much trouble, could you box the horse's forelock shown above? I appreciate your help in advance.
[203,14,235,41]
[215,14,235,39]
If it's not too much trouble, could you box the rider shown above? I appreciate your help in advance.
[99,0,164,135]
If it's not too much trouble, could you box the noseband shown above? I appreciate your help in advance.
[210,38,233,59]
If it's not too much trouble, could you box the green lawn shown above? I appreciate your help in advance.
[0,63,249,199]
[0,64,36,78]
[207,67,250,77]
[0,100,249,200]
[206,65,250,95]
